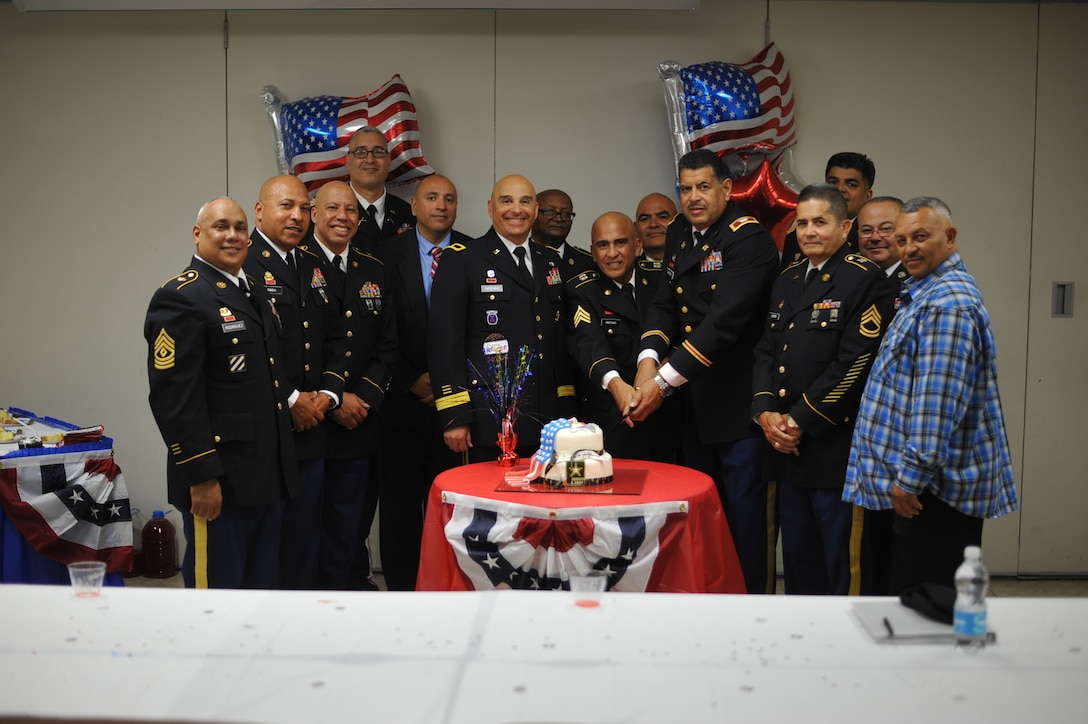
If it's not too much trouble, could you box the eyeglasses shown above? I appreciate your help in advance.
[859,223,896,239]
[348,147,389,159]
[539,209,575,222]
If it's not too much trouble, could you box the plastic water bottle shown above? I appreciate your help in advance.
[141,510,177,579]
[953,545,989,650]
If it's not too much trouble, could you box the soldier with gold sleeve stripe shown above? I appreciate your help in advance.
[144,198,297,589]
[752,184,894,595]
[630,149,779,595]
[429,174,576,462]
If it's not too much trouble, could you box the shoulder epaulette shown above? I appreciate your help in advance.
[665,213,680,227]
[570,269,600,288]
[296,245,321,260]
[349,247,384,265]
[638,259,663,273]
[781,259,806,275]
[729,215,759,233]
[572,245,593,258]
[844,253,877,271]
[161,269,198,289]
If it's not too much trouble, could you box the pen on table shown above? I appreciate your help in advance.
[883,617,895,638]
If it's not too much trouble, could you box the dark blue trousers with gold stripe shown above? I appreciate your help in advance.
[180,500,283,589]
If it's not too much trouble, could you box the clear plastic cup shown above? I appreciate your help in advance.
[570,571,607,607]
[68,561,107,598]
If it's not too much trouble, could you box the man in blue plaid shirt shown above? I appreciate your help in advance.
[843,197,1019,593]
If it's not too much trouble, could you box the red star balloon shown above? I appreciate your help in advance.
[729,159,798,252]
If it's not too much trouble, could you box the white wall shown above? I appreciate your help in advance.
[1,0,1083,574]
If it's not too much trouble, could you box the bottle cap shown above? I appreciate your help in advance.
[964,545,982,559]
[152,510,165,518]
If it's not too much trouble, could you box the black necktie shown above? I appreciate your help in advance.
[332,254,343,273]
[513,246,532,287]
[621,282,635,303]
[804,267,819,289]
[239,277,251,296]
[286,250,296,271]
[365,204,380,237]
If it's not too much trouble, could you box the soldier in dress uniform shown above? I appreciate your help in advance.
[752,184,894,595]
[245,175,347,589]
[565,211,669,460]
[531,188,595,281]
[857,196,909,305]
[302,181,398,590]
[629,149,780,594]
[346,126,415,253]
[430,174,576,462]
[144,198,298,589]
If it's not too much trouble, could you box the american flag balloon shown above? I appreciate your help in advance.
[659,43,796,171]
[261,74,435,195]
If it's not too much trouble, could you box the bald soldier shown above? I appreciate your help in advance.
[430,174,576,462]
[144,198,297,589]
[565,212,669,460]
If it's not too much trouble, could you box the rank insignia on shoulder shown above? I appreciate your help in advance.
[448,242,468,252]
[163,269,198,289]
[153,329,175,370]
[572,270,599,286]
[729,215,758,232]
[638,259,662,272]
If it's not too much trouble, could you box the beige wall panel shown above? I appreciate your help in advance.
[0,5,225,516]
[1019,2,1088,574]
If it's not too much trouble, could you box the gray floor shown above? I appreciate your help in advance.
[126,572,1088,597]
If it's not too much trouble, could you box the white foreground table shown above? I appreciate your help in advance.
[0,584,1085,723]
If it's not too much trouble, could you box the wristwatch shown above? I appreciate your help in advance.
[651,373,674,398]
[320,391,339,411]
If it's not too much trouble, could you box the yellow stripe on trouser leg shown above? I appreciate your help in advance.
[194,516,209,589]
[848,504,865,596]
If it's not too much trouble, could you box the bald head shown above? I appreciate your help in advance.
[488,174,538,244]
[590,211,641,283]
[193,197,248,276]
[311,181,359,253]
[412,174,459,244]
[254,175,311,251]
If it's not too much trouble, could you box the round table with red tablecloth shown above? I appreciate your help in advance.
[416,459,745,593]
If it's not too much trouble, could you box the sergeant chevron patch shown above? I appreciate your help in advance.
[860,305,883,338]
[572,305,593,328]
[153,329,175,370]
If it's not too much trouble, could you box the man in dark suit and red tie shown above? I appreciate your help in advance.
[376,174,470,590]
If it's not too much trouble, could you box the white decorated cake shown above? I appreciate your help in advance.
[526,418,613,487]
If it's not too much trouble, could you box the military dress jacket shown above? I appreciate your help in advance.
[350,192,415,253]
[429,229,577,448]
[534,239,596,282]
[144,256,298,510]
[322,245,398,457]
[565,262,663,457]
[752,245,895,488]
[640,201,780,444]
[244,231,347,460]
[376,229,473,432]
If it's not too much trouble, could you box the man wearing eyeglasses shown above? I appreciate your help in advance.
[857,196,908,302]
[634,192,678,263]
[346,126,415,252]
[531,188,595,281]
